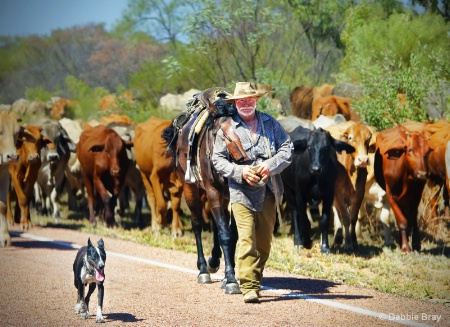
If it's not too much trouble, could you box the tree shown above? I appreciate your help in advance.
[116,0,195,49]
[339,6,450,129]
[411,0,450,21]
[0,24,159,104]
[282,0,355,85]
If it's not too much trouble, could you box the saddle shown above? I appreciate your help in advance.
[172,87,248,184]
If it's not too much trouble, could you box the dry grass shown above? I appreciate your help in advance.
[28,196,450,308]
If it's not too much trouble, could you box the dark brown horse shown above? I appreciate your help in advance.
[162,87,240,294]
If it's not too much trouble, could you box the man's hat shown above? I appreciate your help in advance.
[223,82,267,102]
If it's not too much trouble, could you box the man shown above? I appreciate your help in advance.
[212,82,292,303]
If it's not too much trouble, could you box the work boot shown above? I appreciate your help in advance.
[243,290,260,303]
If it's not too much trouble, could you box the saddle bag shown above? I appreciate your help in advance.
[220,119,250,163]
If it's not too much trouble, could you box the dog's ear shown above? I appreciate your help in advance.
[88,237,93,248]
[97,238,104,249]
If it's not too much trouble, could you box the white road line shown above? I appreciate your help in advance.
[11,231,434,327]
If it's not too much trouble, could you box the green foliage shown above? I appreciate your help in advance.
[353,53,431,130]
[129,59,166,107]
[64,75,109,120]
[339,7,450,130]
[184,0,300,91]
[25,86,53,102]
[120,99,156,123]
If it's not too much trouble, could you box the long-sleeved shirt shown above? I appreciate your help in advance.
[212,110,292,211]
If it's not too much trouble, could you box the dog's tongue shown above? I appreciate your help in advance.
[95,268,105,282]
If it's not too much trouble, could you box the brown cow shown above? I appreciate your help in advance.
[290,85,314,119]
[290,84,335,119]
[374,123,430,252]
[325,121,374,250]
[7,126,54,230]
[99,114,132,126]
[49,97,75,120]
[77,125,133,227]
[423,118,450,217]
[311,95,360,121]
[0,111,36,246]
[134,117,184,237]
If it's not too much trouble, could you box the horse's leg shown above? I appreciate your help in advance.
[207,218,221,273]
[208,193,240,294]
[184,184,211,283]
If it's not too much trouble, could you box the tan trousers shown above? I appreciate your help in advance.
[231,192,276,294]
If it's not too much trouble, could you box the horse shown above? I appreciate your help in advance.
[162,87,241,294]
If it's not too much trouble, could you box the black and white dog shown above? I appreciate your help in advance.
[73,238,106,323]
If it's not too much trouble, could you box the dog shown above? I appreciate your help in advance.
[73,237,106,323]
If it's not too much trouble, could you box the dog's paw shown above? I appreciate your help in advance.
[79,311,89,320]
[96,314,105,323]
[75,302,87,314]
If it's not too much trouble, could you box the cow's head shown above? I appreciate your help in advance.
[291,126,354,176]
[341,122,374,168]
[404,131,429,180]
[378,126,429,180]
[103,132,133,177]
[40,120,76,163]
[0,111,37,165]
[16,125,55,164]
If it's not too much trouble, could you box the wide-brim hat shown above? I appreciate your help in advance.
[223,82,267,102]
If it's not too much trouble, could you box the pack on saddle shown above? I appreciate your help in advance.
[169,87,249,184]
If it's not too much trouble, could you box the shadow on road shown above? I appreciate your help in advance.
[262,276,373,302]
[9,232,77,251]
[106,312,145,323]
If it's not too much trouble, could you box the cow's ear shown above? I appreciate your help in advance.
[42,136,55,148]
[292,139,308,153]
[333,139,355,154]
[89,144,105,153]
[20,127,37,144]
[68,141,77,153]
[385,147,405,159]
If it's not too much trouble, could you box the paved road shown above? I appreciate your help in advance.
[0,226,448,326]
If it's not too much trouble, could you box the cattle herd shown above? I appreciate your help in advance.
[0,85,449,260]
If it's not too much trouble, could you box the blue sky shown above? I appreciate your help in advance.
[0,0,129,37]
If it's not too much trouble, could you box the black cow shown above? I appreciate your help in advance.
[281,126,355,253]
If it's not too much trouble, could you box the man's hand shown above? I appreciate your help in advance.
[242,164,270,186]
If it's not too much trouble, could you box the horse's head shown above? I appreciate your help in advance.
[198,87,233,115]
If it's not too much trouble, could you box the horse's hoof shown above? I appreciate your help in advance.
[224,282,241,294]
[197,273,212,284]
[207,260,220,274]
[321,246,331,254]
[303,239,313,249]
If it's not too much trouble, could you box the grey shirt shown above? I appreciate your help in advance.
[212,110,292,211]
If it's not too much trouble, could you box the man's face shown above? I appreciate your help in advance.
[235,97,257,119]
